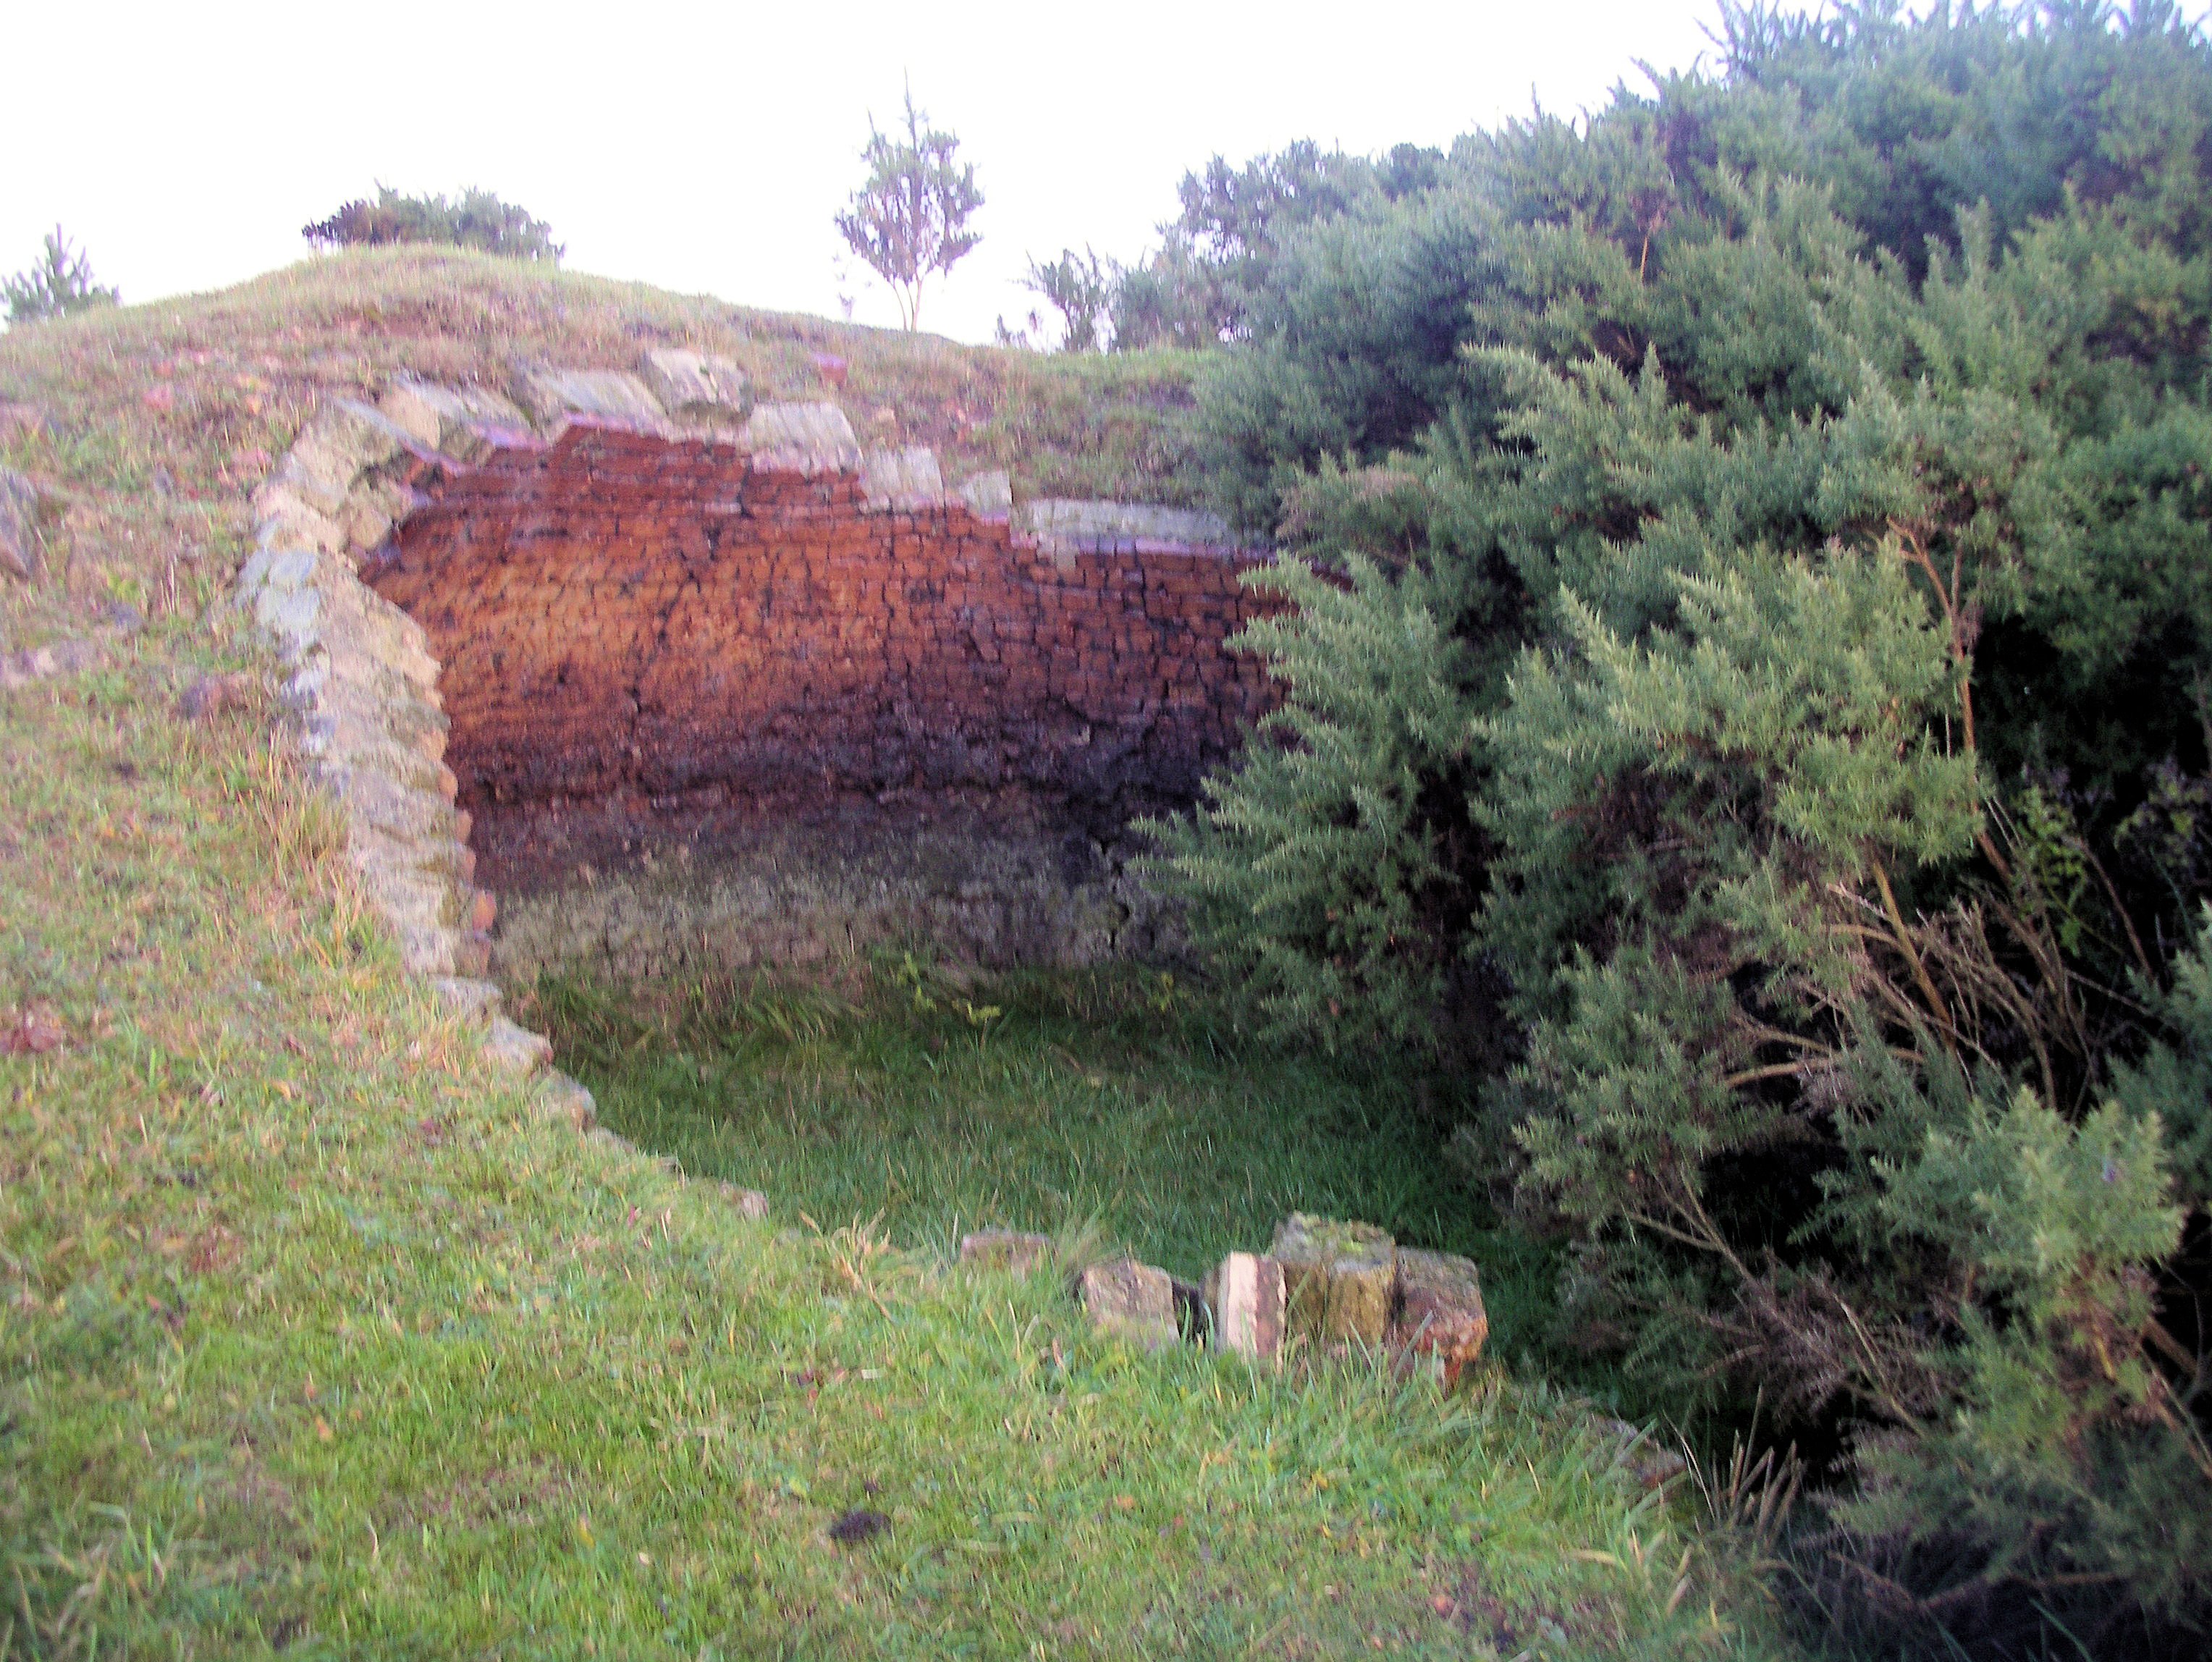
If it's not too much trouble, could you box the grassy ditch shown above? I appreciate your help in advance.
[533,963,1558,1346]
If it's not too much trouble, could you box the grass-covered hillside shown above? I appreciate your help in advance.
[1,254,1789,1657]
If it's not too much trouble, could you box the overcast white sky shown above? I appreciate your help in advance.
[2,0,1818,346]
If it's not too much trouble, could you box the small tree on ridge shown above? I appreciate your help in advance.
[3,227,119,327]
[835,89,983,332]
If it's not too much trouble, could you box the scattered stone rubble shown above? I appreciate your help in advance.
[961,1213,1493,1385]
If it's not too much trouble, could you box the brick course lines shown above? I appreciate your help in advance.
[363,425,1276,827]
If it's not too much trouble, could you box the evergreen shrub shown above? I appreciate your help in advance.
[1149,4,2212,1649]
[301,187,562,261]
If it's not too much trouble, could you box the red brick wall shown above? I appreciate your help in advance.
[364,422,1275,835]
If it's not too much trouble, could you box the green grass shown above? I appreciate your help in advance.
[0,257,1798,1658]
[0,676,1784,1658]
[533,963,1561,1350]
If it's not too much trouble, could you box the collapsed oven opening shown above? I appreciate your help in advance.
[355,372,1274,983]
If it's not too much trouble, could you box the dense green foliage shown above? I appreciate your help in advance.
[300,186,562,261]
[1108,140,1448,353]
[2,226,117,326]
[1151,3,2212,1650]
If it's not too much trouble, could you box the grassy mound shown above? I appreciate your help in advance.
[1,256,1791,1656]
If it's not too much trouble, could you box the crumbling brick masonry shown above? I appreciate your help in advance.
[336,359,1276,974]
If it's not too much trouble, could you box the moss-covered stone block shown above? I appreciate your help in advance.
[1270,1214,1395,1346]
[1079,1257,1178,1350]
[958,1229,1055,1275]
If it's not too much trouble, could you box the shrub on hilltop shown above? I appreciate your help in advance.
[1149,1,2212,1652]
[302,185,563,262]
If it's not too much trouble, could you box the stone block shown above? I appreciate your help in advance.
[1392,1247,1490,1385]
[255,583,323,660]
[1019,499,1241,564]
[1271,1215,1396,1346]
[275,401,413,515]
[957,471,1013,520]
[481,1016,552,1077]
[342,489,396,555]
[1204,1252,1285,1361]
[241,546,320,601]
[533,1070,597,1132]
[638,349,752,420]
[380,377,531,459]
[301,731,447,802]
[429,976,503,1023]
[718,1184,771,1220]
[861,446,945,510]
[959,1228,1055,1274]
[743,402,861,475]
[1,467,42,581]
[1078,1257,1178,1349]
[318,764,456,844]
[514,366,669,431]
[296,686,444,772]
[394,922,460,977]
[324,584,441,689]
[252,486,350,554]
[348,833,469,923]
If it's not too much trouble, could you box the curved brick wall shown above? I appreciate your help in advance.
[366,423,1270,828]
[335,358,1275,974]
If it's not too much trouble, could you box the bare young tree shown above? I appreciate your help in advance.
[834,89,983,332]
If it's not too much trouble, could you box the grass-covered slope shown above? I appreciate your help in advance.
[1,257,1787,1657]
